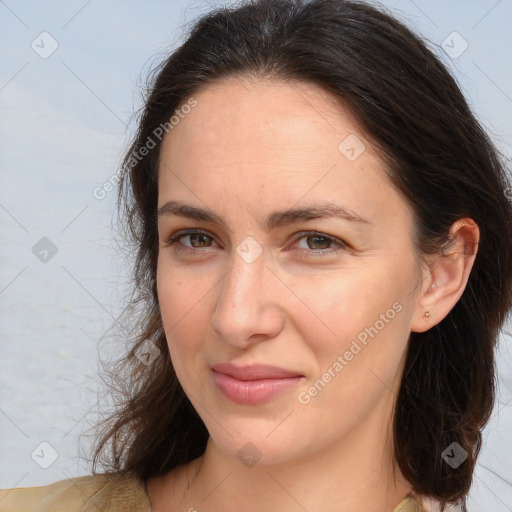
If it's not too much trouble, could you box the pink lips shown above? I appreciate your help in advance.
[211,363,304,405]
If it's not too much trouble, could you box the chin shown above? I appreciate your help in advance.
[206,421,317,469]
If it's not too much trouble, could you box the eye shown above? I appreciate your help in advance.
[291,231,348,257]
[163,229,349,257]
[165,229,218,253]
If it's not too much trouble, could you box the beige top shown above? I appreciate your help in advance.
[0,472,427,511]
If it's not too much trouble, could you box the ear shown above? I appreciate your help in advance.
[411,218,479,333]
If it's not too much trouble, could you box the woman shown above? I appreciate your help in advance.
[1,0,511,511]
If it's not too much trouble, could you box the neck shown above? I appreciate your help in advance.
[150,396,414,512]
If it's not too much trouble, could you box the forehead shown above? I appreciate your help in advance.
[167,76,369,160]
[157,76,405,227]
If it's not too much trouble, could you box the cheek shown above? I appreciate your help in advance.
[293,270,402,347]
[292,274,412,426]
[156,265,213,375]
[293,257,415,383]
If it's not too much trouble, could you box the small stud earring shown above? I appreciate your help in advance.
[423,311,432,318]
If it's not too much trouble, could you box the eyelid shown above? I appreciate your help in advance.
[290,230,347,247]
[166,228,220,247]
[288,230,349,256]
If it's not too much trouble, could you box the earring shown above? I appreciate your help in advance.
[423,311,432,318]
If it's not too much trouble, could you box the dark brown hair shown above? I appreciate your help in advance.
[91,1,512,509]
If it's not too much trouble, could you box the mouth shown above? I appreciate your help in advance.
[211,363,304,405]
[211,362,304,380]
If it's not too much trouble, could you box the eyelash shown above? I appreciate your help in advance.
[164,229,348,257]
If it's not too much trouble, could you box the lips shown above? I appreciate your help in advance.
[211,362,303,380]
[211,362,304,405]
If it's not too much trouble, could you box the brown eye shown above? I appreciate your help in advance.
[306,235,333,250]
[291,231,348,258]
[187,233,213,247]
[165,230,218,252]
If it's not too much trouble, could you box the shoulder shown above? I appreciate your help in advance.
[393,495,428,512]
[399,494,461,512]
[0,472,153,512]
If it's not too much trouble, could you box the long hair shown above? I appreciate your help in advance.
[91,1,512,509]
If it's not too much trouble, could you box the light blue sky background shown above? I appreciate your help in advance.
[1,1,511,510]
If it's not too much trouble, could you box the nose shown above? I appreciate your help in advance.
[211,247,284,349]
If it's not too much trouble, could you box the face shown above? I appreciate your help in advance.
[156,76,423,466]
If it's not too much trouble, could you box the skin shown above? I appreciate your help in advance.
[147,76,479,512]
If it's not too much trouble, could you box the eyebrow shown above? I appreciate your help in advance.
[157,200,371,230]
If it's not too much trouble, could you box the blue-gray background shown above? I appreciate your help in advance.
[1,1,511,510]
